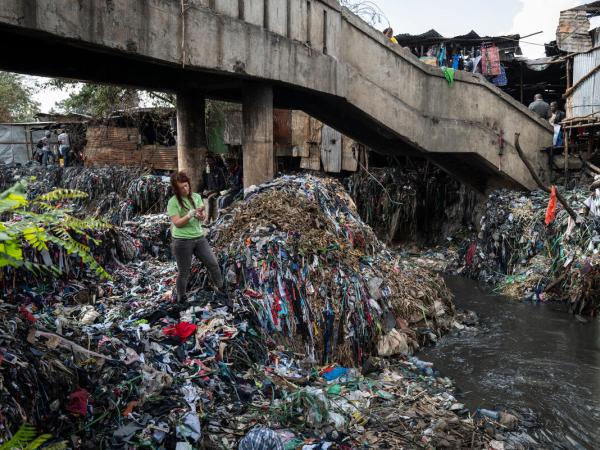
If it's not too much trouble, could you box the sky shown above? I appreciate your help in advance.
[33,0,595,112]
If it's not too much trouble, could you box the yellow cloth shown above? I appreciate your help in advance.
[390,37,398,44]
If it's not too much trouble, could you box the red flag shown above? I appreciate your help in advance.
[545,186,558,225]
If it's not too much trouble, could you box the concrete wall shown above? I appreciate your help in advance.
[0,0,553,190]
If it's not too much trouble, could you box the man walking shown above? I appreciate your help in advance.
[528,94,550,119]
[57,129,70,167]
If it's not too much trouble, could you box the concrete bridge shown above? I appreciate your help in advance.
[0,0,552,191]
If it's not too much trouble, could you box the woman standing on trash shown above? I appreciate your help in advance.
[167,171,224,302]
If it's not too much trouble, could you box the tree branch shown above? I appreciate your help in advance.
[514,132,578,221]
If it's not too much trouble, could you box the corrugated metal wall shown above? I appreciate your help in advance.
[569,47,600,119]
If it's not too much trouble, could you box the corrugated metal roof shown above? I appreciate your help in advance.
[568,1,600,14]
[557,10,592,52]
[568,47,600,118]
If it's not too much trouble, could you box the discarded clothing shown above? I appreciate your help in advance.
[238,427,284,450]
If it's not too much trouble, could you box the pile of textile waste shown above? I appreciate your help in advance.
[459,188,600,315]
[210,175,455,366]
[0,165,171,225]
[347,165,479,245]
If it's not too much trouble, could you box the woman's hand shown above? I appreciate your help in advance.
[170,209,195,228]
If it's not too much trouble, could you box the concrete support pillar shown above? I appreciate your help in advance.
[242,84,274,189]
[176,90,207,192]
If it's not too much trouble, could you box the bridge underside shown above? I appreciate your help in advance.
[0,18,537,192]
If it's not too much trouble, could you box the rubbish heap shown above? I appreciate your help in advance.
[348,166,478,244]
[0,165,172,225]
[460,188,600,315]
[211,175,455,365]
[0,169,527,449]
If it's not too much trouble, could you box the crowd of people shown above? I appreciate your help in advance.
[34,128,73,167]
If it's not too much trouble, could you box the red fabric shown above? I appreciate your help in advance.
[319,365,335,375]
[18,307,36,323]
[466,242,477,266]
[162,322,197,342]
[66,388,90,416]
[545,186,558,226]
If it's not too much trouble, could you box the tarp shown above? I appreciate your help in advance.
[0,124,29,165]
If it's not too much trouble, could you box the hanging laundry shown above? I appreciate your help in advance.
[481,43,501,76]
[441,67,455,86]
[438,45,446,67]
[492,64,508,87]
[472,55,482,74]
[452,54,460,70]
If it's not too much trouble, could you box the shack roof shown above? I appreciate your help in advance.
[394,29,521,51]
[568,1,600,15]
[34,112,92,122]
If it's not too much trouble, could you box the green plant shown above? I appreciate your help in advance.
[0,179,111,280]
[0,423,63,450]
[0,72,40,122]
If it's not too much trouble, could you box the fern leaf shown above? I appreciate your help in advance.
[34,189,88,203]
[0,424,37,450]
[22,226,49,252]
[39,442,68,450]
[24,433,52,450]
[46,235,111,280]
[61,214,112,232]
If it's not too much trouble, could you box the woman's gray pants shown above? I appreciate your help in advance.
[172,237,223,301]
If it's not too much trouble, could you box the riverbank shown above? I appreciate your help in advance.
[350,166,600,317]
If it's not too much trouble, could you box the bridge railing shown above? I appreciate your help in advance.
[201,0,343,59]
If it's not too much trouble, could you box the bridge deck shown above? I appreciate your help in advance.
[0,0,552,191]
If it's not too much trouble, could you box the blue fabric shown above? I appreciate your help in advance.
[438,46,446,67]
[452,54,459,70]
[322,367,349,381]
[492,64,508,87]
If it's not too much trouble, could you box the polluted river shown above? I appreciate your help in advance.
[421,276,600,449]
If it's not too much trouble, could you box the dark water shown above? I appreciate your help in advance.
[420,277,600,449]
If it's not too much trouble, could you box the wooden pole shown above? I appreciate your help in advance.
[586,159,600,174]
[514,133,578,220]
[520,63,524,104]
[564,128,569,184]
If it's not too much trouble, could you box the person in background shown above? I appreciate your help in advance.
[383,27,398,44]
[57,128,70,167]
[549,102,566,126]
[528,94,550,119]
[203,154,228,224]
[40,131,52,166]
[583,179,600,218]
[167,171,224,302]
[225,156,243,190]
[213,156,243,212]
